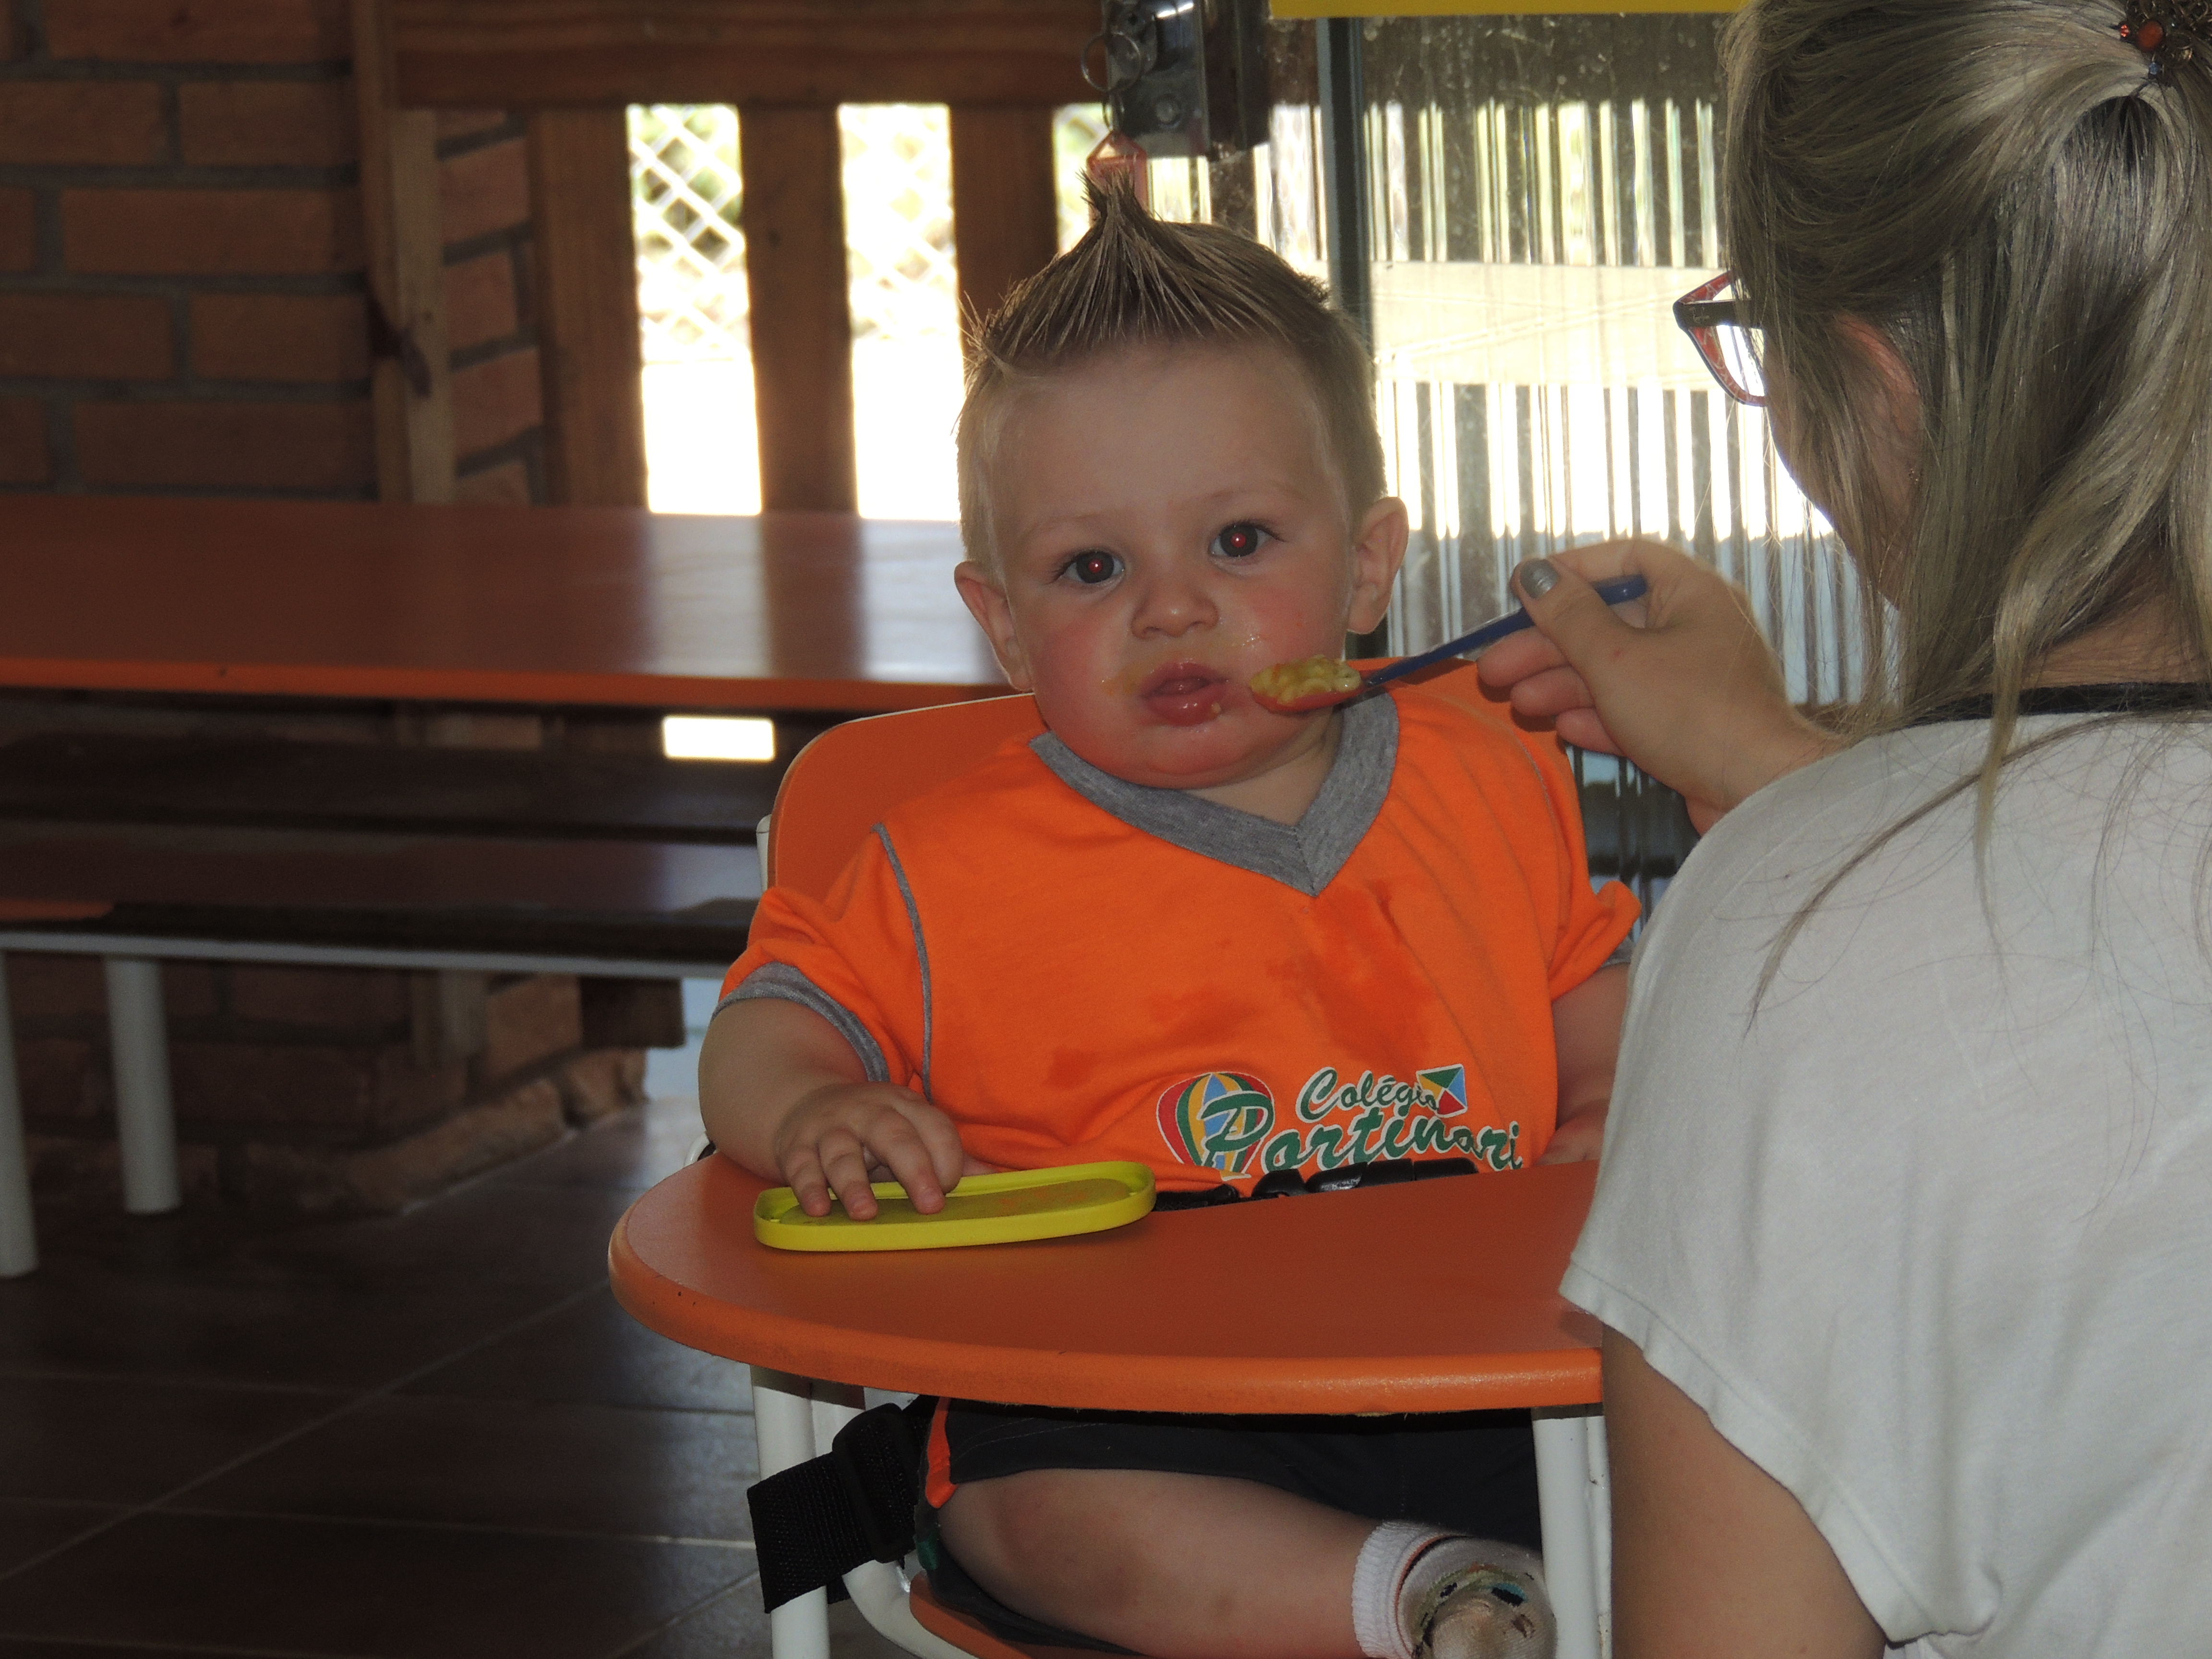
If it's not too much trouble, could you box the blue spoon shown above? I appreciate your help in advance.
[1253,575,1649,711]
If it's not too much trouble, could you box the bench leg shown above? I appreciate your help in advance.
[103,958,179,1215]
[0,954,35,1278]
[1535,1406,1610,1659]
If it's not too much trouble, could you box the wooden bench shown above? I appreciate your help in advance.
[0,731,792,845]
[0,819,762,1277]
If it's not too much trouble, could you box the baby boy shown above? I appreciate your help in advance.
[701,187,1635,1659]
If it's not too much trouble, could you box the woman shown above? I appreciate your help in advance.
[1478,2,2212,1654]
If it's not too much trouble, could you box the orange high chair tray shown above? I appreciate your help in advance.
[612,1155,1599,1416]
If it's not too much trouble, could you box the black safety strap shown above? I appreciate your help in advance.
[747,1395,937,1612]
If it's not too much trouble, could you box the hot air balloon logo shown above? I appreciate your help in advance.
[1418,1065,1468,1117]
[1156,1072,1275,1172]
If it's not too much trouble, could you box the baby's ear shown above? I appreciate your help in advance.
[953,560,1035,690]
[1347,498,1409,636]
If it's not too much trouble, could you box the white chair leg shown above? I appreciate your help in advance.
[1587,1412,1612,1656]
[753,1367,833,1659]
[843,1560,976,1659]
[1534,1407,1606,1659]
[103,958,179,1214]
[0,954,36,1277]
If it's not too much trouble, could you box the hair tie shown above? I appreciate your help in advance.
[2121,0,2211,72]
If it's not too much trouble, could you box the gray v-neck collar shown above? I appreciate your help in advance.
[1029,694,1397,896]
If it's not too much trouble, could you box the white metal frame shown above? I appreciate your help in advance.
[750,1369,974,1659]
[1534,1405,1613,1659]
[749,1369,1611,1659]
[0,932,728,1279]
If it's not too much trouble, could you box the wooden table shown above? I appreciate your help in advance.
[0,496,1004,712]
[0,496,1004,1276]
[611,1157,1611,1659]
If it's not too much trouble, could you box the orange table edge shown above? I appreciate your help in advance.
[0,657,1004,715]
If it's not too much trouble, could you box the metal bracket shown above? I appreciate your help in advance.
[1095,0,1270,161]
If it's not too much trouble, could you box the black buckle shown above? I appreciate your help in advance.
[1252,1158,1479,1199]
[829,1403,921,1565]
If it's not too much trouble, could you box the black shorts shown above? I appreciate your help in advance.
[914,1398,1540,1653]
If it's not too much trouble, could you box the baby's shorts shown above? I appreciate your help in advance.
[913,1397,1540,1653]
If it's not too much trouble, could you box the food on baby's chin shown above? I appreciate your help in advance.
[1248,656,1361,705]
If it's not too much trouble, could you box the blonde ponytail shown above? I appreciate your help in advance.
[1723,0,2212,813]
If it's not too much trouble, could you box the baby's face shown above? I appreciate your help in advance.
[956,344,1402,793]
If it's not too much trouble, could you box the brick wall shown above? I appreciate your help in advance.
[16,956,656,1214]
[0,2,660,1215]
[0,0,545,500]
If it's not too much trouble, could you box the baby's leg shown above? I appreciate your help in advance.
[923,1404,1551,1658]
[940,1467,1368,1657]
[939,1471,1551,1659]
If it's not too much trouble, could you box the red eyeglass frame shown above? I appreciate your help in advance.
[1673,270,1766,407]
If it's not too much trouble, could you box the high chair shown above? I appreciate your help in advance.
[609,673,1612,1659]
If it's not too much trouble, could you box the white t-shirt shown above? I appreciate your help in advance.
[1565,715,2212,1657]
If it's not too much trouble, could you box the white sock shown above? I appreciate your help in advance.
[1352,1522,1447,1659]
[1352,1523,1544,1659]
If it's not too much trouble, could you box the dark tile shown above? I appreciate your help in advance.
[0,1251,579,1392]
[0,1502,123,1578]
[402,1286,752,1412]
[608,1587,911,1659]
[189,1395,756,1540]
[252,1183,638,1292]
[0,1512,751,1659]
[20,1204,287,1279]
[613,1576,771,1659]
[489,1096,706,1194]
[0,1375,337,1504]
[0,1644,270,1659]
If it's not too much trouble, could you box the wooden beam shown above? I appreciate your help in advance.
[740,107,855,515]
[949,106,1060,343]
[394,0,1095,108]
[527,108,649,507]
[353,0,454,503]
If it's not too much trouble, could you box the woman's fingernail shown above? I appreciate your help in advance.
[1517,559,1561,599]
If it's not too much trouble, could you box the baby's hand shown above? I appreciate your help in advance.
[772,1082,968,1220]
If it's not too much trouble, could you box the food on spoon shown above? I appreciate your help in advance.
[1249,655,1363,710]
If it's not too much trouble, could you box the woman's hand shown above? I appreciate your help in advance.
[1478,541,1838,832]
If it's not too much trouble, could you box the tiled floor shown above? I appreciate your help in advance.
[0,1093,860,1659]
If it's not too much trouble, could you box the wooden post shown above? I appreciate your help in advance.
[948,106,1061,346]
[528,109,649,507]
[739,106,855,514]
[352,0,455,503]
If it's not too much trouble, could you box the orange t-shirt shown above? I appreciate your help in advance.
[721,685,1637,1192]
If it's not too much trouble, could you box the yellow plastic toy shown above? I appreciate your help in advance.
[753,1161,1157,1252]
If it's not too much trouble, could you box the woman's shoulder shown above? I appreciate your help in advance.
[1639,712,2212,1027]
[1703,721,1983,854]
[1696,712,2212,879]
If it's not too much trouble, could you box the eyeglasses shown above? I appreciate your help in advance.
[1674,271,1766,406]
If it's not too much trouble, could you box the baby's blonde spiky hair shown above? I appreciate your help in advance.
[956,181,1384,573]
